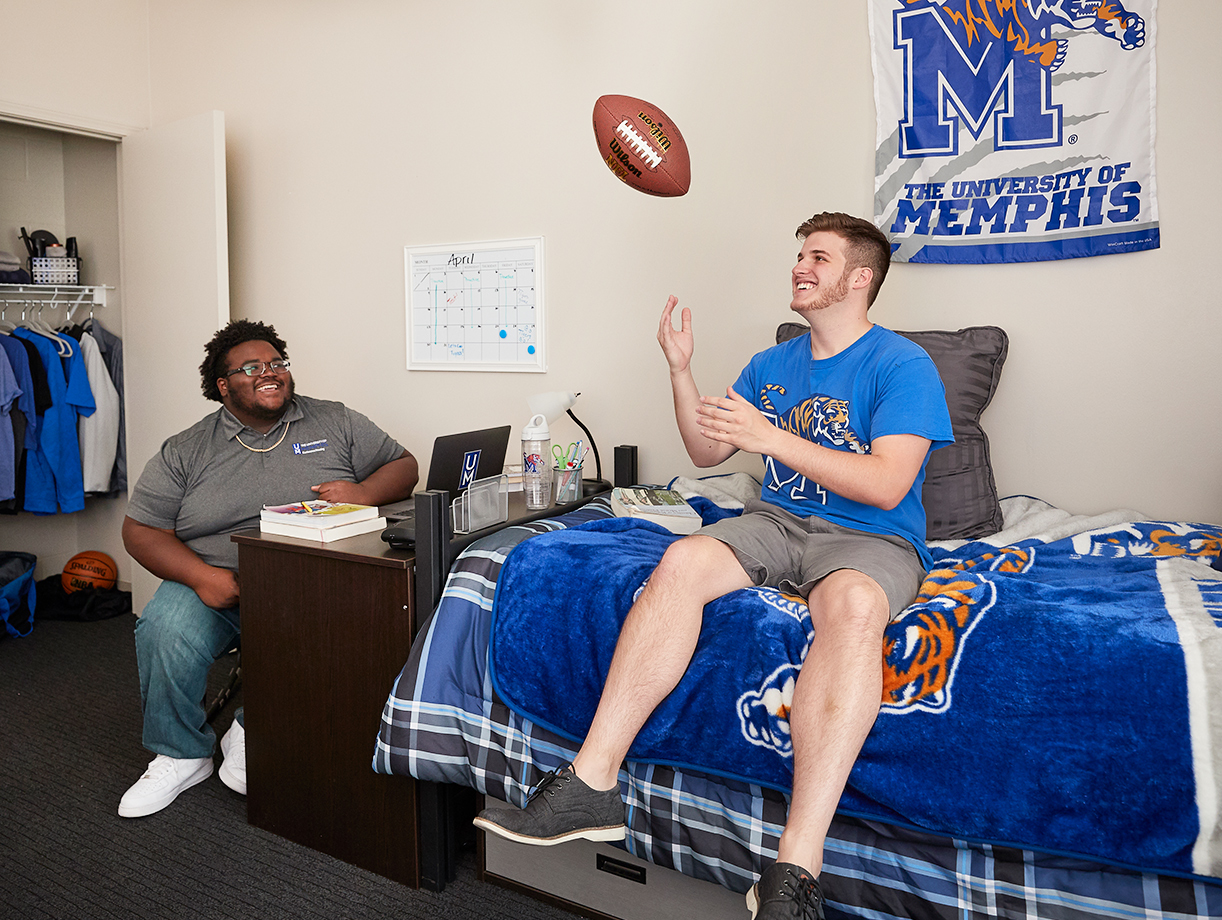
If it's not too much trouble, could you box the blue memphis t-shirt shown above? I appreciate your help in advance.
[732,325,953,569]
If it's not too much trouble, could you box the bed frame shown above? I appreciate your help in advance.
[410,445,639,892]
[408,446,754,918]
[402,450,1222,920]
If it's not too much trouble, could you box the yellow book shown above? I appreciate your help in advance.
[259,500,379,529]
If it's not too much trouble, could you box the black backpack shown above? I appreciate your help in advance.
[34,574,131,622]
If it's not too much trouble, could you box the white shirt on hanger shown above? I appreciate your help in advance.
[77,331,120,493]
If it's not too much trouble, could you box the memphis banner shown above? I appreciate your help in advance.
[870,0,1158,264]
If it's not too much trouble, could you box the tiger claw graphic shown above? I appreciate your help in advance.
[736,590,813,756]
[881,576,996,713]
[880,545,1027,714]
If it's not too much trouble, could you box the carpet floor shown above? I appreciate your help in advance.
[0,613,580,920]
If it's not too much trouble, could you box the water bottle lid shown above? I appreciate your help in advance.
[521,413,550,440]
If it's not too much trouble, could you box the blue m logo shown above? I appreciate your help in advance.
[459,449,481,490]
[894,3,1059,157]
[891,0,1147,159]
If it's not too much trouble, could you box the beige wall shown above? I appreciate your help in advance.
[146,0,1218,522]
[3,0,1220,571]
[0,0,149,136]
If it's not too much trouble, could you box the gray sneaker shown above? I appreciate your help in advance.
[473,763,626,846]
[746,862,826,920]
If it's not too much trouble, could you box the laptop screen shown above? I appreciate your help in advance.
[424,425,512,496]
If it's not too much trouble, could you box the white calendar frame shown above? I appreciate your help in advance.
[405,236,545,373]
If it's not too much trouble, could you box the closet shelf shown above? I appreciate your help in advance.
[0,283,112,309]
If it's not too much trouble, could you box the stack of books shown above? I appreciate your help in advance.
[502,463,524,492]
[259,500,387,543]
[610,487,702,534]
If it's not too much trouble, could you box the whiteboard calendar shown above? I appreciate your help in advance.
[405,237,545,372]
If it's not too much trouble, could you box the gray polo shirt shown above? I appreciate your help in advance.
[127,395,404,570]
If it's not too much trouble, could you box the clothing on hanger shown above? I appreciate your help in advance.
[0,346,19,503]
[0,335,37,514]
[19,313,74,357]
[76,331,119,494]
[84,317,126,493]
[0,304,125,512]
[11,327,94,513]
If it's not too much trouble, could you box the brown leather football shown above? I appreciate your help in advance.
[592,94,691,197]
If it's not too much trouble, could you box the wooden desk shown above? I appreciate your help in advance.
[232,479,615,892]
[232,529,419,887]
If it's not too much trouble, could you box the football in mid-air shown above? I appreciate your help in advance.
[592,95,690,197]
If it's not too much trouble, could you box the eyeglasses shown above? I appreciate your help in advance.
[225,359,291,377]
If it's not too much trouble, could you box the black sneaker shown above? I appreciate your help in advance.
[473,763,626,846]
[746,862,826,920]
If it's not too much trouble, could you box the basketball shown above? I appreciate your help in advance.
[62,551,118,593]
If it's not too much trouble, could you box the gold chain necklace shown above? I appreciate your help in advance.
[235,420,291,453]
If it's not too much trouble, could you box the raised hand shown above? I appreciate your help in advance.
[657,295,694,375]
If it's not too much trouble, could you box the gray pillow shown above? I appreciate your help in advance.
[775,322,1008,540]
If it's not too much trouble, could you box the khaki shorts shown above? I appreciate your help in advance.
[696,499,925,618]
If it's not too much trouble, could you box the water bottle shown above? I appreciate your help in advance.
[521,413,552,511]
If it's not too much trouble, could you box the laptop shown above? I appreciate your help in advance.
[381,425,512,530]
[425,425,512,494]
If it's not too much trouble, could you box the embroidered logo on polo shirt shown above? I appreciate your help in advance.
[293,439,328,455]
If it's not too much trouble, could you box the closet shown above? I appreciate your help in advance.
[0,282,120,508]
[0,112,230,612]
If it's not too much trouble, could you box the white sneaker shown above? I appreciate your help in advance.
[118,754,213,818]
[218,720,246,795]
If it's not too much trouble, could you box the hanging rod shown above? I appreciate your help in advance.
[0,284,112,308]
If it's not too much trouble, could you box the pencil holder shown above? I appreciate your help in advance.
[553,464,583,504]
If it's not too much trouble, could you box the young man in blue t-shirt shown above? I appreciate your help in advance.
[477,212,954,919]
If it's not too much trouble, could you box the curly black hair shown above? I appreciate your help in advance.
[199,320,289,402]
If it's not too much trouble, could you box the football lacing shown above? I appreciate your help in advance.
[615,120,662,169]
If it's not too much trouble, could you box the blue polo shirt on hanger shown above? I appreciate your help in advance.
[13,329,95,514]
[0,345,21,502]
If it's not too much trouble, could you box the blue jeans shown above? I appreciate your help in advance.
[134,580,242,759]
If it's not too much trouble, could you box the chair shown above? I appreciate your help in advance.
[205,646,242,724]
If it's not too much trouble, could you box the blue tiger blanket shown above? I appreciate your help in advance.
[489,512,1222,879]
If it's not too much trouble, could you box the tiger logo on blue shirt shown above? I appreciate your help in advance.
[757,383,869,504]
[759,384,870,455]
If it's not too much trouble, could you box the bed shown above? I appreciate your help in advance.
[374,325,1222,919]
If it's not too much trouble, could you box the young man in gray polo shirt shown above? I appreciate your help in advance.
[119,320,418,818]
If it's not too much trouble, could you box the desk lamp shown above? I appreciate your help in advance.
[528,390,603,484]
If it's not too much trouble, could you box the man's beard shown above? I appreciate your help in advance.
[231,377,295,422]
[795,267,852,313]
